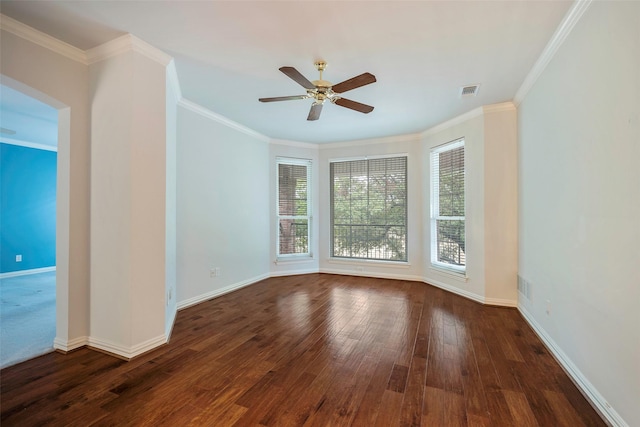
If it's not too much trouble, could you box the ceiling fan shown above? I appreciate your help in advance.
[259,61,376,121]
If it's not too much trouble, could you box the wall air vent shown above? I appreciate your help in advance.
[460,84,480,97]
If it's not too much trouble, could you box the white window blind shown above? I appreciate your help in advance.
[330,156,407,261]
[430,139,465,272]
[277,158,311,257]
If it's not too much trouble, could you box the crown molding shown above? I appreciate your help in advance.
[86,33,172,66]
[421,107,483,138]
[178,98,270,143]
[166,59,182,103]
[269,139,320,150]
[514,0,592,106]
[482,101,516,114]
[0,14,87,64]
[319,132,420,150]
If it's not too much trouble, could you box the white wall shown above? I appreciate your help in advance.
[518,2,640,425]
[0,29,91,349]
[483,104,518,305]
[90,49,169,354]
[422,113,486,300]
[165,63,178,336]
[420,105,517,306]
[269,141,320,276]
[176,105,271,307]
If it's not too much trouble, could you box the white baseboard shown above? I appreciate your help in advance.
[177,273,270,311]
[88,334,168,360]
[270,268,320,277]
[423,276,485,304]
[166,307,177,341]
[53,335,88,352]
[484,296,518,307]
[423,277,517,308]
[0,266,56,279]
[319,267,423,282]
[54,332,170,360]
[518,305,627,427]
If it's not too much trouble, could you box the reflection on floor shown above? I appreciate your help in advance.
[0,271,55,369]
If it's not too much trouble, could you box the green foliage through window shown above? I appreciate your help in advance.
[278,160,311,256]
[431,140,465,270]
[331,157,407,261]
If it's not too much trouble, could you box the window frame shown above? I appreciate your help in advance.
[276,157,312,260]
[430,138,466,274]
[329,154,408,262]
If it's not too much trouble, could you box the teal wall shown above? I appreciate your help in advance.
[0,143,57,273]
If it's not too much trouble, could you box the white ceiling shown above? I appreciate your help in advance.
[0,84,58,147]
[0,1,572,143]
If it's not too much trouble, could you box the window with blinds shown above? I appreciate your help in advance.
[330,156,407,261]
[277,158,312,258]
[430,139,465,272]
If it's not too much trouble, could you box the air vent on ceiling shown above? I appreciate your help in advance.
[460,84,480,97]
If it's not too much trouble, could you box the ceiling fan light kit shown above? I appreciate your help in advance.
[259,60,376,121]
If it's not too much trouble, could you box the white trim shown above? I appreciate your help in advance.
[513,0,592,106]
[276,157,313,259]
[326,258,411,269]
[518,305,628,427]
[0,14,87,65]
[320,268,423,283]
[0,266,56,279]
[274,257,315,265]
[424,277,485,305]
[166,59,182,103]
[270,139,320,150]
[178,98,270,143]
[165,307,177,341]
[270,268,320,277]
[0,137,57,152]
[421,107,483,138]
[319,132,420,150]
[427,267,468,283]
[484,297,517,308]
[177,273,270,311]
[54,335,88,352]
[431,137,464,153]
[482,101,516,114]
[88,334,168,360]
[328,152,409,164]
[86,33,172,66]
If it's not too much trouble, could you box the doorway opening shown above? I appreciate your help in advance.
[0,83,59,368]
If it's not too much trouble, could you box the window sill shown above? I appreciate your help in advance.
[274,256,315,266]
[327,258,411,269]
[429,266,468,282]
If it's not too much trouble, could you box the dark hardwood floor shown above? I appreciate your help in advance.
[1,274,605,426]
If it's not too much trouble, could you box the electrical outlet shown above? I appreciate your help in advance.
[546,300,552,315]
[210,268,221,278]
[16,255,22,262]
[215,267,221,277]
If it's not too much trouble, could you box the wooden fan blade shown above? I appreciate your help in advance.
[331,72,376,93]
[334,98,374,114]
[280,66,316,90]
[259,95,307,102]
[307,103,323,121]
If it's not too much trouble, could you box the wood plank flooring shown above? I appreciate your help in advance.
[0,274,606,426]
